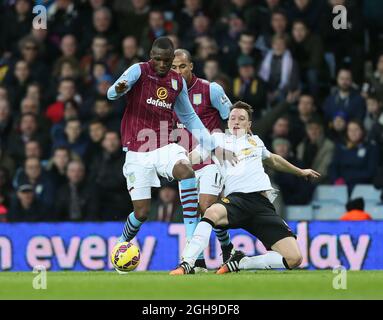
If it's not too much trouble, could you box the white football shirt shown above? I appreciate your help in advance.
[211,132,274,197]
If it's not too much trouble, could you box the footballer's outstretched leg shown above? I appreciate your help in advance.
[216,238,303,274]
[170,217,214,275]
[199,191,237,264]
[170,203,228,275]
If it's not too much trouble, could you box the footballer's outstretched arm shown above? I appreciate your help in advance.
[188,132,220,164]
[263,153,321,180]
[210,82,231,120]
[107,63,141,100]
[175,79,237,165]
[174,78,216,151]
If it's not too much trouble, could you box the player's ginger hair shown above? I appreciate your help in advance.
[230,101,254,134]
[231,101,253,119]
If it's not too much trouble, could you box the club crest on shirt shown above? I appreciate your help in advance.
[248,137,257,147]
[221,197,230,204]
[193,93,202,105]
[171,79,178,91]
[128,173,136,184]
[156,87,168,100]
[241,148,254,156]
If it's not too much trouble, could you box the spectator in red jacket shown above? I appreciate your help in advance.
[340,198,372,221]
[45,78,81,124]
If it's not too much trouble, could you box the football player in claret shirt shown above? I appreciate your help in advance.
[171,101,320,275]
[107,37,236,269]
[171,49,239,271]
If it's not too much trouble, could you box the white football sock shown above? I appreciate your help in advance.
[239,251,286,270]
[182,221,213,267]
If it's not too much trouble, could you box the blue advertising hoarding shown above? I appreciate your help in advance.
[0,221,382,271]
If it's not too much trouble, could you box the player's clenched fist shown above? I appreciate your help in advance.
[115,80,128,94]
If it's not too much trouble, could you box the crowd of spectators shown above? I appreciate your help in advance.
[1,0,383,222]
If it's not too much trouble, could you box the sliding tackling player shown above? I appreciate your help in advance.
[170,101,320,275]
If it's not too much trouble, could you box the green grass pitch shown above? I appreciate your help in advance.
[1,271,383,300]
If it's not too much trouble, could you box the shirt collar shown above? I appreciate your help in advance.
[188,74,198,91]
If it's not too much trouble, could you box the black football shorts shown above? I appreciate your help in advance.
[218,192,296,250]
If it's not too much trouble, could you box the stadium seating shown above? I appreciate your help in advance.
[351,185,382,205]
[313,204,345,220]
[312,185,348,205]
[285,205,313,221]
[307,184,383,220]
[365,205,383,220]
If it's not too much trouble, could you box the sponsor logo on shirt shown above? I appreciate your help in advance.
[240,148,254,156]
[146,97,172,109]
[156,87,168,100]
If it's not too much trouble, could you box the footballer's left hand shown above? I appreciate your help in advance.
[300,169,321,180]
[214,146,238,166]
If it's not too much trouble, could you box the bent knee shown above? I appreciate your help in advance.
[204,207,218,224]
[285,253,303,269]
[204,206,226,226]
[173,161,194,180]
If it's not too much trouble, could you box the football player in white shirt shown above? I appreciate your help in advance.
[170,101,320,275]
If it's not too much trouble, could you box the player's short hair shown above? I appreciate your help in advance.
[152,37,174,51]
[174,49,192,62]
[231,101,253,120]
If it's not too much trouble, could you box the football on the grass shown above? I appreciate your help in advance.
[111,242,140,273]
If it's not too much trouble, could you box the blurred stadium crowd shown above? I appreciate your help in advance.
[0,0,383,222]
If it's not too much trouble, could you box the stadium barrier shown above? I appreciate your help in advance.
[0,221,382,271]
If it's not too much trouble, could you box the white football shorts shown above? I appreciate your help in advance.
[123,143,189,201]
[195,164,224,196]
